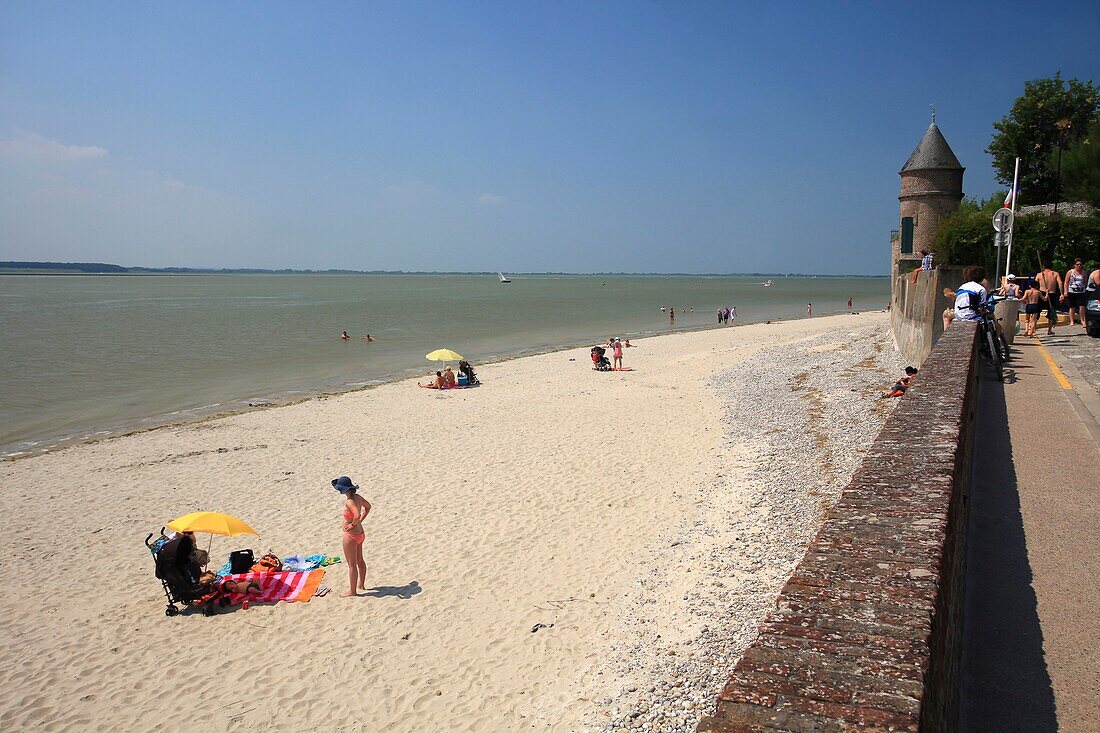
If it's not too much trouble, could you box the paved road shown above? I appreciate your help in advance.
[1040,328,1100,389]
[960,337,1100,732]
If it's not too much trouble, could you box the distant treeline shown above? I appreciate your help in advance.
[0,261,886,277]
[0,261,378,275]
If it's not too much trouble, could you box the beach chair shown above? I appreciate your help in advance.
[145,528,225,617]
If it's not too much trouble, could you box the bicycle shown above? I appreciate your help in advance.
[975,303,1006,382]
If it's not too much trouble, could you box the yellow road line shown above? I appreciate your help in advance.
[1035,341,1073,390]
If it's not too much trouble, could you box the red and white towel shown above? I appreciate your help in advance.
[222,569,325,604]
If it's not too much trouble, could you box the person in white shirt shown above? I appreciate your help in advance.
[953,266,989,323]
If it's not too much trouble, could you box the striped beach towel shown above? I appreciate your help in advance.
[222,569,325,604]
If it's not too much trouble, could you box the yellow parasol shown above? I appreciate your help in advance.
[166,512,258,565]
[426,348,463,364]
[167,511,258,537]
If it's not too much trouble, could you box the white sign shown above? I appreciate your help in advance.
[993,207,1013,233]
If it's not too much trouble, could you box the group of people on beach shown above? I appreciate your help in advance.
[592,336,631,371]
[419,361,479,389]
[716,306,736,324]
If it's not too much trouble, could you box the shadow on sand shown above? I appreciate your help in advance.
[364,581,422,599]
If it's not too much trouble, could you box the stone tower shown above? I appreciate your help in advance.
[893,114,964,277]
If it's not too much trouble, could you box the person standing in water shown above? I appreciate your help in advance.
[807,303,813,316]
[332,476,371,597]
[847,297,853,312]
[669,307,675,324]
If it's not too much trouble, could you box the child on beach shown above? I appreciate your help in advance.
[612,338,624,369]
[881,367,918,398]
[332,476,371,597]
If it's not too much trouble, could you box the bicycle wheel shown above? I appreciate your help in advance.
[984,325,1004,382]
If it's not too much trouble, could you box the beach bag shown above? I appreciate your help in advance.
[229,549,255,574]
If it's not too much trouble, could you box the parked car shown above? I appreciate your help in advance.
[1087,289,1100,338]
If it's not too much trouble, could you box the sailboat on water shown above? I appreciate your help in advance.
[498,272,511,283]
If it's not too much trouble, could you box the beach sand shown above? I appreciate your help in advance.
[0,312,904,732]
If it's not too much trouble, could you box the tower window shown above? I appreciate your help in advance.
[900,217,914,254]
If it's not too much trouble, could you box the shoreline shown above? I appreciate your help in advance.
[0,311,903,732]
[2,308,869,461]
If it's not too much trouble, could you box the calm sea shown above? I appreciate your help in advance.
[0,274,888,456]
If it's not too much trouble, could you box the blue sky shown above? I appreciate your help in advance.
[1,2,1097,274]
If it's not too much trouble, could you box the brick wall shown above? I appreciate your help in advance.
[897,168,964,260]
[697,321,980,732]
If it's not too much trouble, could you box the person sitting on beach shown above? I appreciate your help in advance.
[340,330,350,340]
[419,371,444,389]
[881,367,918,398]
[442,366,456,388]
[623,339,633,347]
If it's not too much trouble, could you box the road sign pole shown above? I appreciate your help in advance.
[992,207,1013,288]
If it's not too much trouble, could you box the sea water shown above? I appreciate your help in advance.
[0,273,888,456]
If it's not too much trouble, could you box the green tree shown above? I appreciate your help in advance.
[987,73,1100,205]
[933,206,1100,275]
[1055,116,1100,207]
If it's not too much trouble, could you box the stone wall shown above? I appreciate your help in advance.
[890,266,964,367]
[697,321,980,732]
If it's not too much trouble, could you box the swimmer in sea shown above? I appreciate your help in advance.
[362,334,375,342]
[340,331,350,340]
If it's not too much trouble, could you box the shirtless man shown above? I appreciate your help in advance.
[1035,264,1062,334]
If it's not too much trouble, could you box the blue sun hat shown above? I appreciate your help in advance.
[331,476,358,493]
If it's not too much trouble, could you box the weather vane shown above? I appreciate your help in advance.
[931,104,936,124]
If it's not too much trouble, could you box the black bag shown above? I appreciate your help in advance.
[229,549,255,574]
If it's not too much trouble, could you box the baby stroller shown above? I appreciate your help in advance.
[146,527,226,617]
[458,360,480,386]
[591,346,611,371]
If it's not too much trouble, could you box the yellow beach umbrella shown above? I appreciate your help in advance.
[167,511,258,537]
[426,348,463,363]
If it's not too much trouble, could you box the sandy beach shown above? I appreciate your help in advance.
[0,311,905,732]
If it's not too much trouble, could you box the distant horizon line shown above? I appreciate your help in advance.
[0,260,888,278]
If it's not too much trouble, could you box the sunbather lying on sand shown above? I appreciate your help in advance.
[199,571,262,596]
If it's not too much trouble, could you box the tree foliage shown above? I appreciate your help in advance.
[1055,116,1100,207]
[933,199,1100,276]
[987,74,1100,205]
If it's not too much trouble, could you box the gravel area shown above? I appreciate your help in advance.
[589,321,908,733]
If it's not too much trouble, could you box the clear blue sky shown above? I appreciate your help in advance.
[1,2,1097,274]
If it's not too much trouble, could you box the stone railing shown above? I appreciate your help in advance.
[697,321,980,732]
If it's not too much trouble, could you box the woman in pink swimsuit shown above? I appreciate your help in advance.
[332,475,371,597]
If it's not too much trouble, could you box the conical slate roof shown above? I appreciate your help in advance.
[900,123,963,172]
